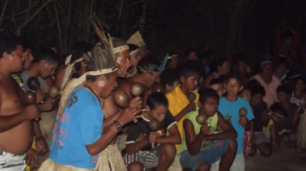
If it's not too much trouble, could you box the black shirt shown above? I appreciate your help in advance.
[126,111,177,151]
[251,102,268,132]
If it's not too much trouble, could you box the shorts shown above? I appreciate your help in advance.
[229,154,244,171]
[124,149,159,170]
[180,140,229,170]
[254,132,269,145]
[0,151,26,171]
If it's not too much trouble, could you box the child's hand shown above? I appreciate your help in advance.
[136,133,147,142]
[239,116,247,126]
[201,124,210,135]
[185,102,196,113]
[148,132,160,143]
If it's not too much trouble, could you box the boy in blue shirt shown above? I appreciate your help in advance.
[218,72,254,171]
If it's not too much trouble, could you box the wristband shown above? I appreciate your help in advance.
[114,120,123,133]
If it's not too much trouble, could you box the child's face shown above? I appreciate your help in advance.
[277,91,290,103]
[250,93,263,106]
[239,89,251,102]
[181,73,200,92]
[149,105,168,123]
[295,79,304,93]
[210,83,224,98]
[166,80,179,93]
[224,78,243,97]
[199,97,219,117]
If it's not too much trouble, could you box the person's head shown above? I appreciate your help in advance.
[224,71,244,97]
[166,52,178,69]
[85,42,118,98]
[0,35,24,73]
[201,51,211,66]
[58,41,118,114]
[70,41,93,76]
[210,57,230,75]
[128,44,141,67]
[234,57,247,74]
[209,78,224,98]
[146,92,169,122]
[259,61,273,79]
[33,48,59,78]
[276,84,292,103]
[21,41,34,70]
[281,30,294,46]
[274,59,287,77]
[160,68,179,93]
[185,49,198,61]
[250,84,266,106]
[293,77,305,94]
[136,54,162,88]
[177,61,201,92]
[239,87,251,102]
[198,88,219,117]
[112,37,131,77]
[139,45,148,58]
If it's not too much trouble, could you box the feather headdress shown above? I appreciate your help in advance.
[127,31,146,47]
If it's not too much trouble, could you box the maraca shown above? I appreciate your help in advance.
[149,118,160,148]
[24,91,37,105]
[113,89,129,108]
[239,107,247,117]
[131,82,145,96]
[49,87,60,98]
[151,83,165,94]
[187,92,206,125]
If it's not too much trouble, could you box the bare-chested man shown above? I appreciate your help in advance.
[0,35,40,171]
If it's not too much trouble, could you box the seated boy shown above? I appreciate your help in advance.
[179,88,237,171]
[208,78,224,98]
[124,92,181,171]
[274,85,300,147]
[218,72,254,171]
[160,68,179,94]
[249,84,272,157]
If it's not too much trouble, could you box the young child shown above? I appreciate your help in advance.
[124,92,181,171]
[249,84,272,157]
[239,87,251,102]
[290,77,305,117]
[179,89,237,171]
[218,72,254,171]
[160,68,179,94]
[209,78,224,98]
[275,85,300,147]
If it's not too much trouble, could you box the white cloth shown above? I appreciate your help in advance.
[0,151,25,171]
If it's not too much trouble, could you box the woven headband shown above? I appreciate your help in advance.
[113,45,129,54]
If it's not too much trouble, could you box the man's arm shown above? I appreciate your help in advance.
[103,110,122,129]
[184,119,205,155]
[156,124,181,144]
[202,112,237,141]
[125,137,149,154]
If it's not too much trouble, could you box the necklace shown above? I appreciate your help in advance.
[83,85,99,100]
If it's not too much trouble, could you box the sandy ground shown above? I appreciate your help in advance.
[245,146,306,171]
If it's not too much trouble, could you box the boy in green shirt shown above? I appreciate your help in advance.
[179,89,237,171]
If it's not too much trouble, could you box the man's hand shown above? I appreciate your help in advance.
[26,148,38,169]
[201,124,210,135]
[118,107,142,125]
[129,97,142,109]
[185,102,196,113]
[239,116,247,126]
[39,98,55,112]
[35,137,49,156]
[35,90,45,104]
[148,132,160,143]
[24,105,40,120]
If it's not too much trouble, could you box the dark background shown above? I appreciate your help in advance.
[1,0,306,68]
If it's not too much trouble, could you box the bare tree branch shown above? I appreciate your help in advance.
[16,0,53,35]
[53,1,63,52]
[3,0,39,21]
[0,0,9,29]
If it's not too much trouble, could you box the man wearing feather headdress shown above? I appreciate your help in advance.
[39,41,141,171]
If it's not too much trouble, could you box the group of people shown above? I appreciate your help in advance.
[0,26,305,171]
